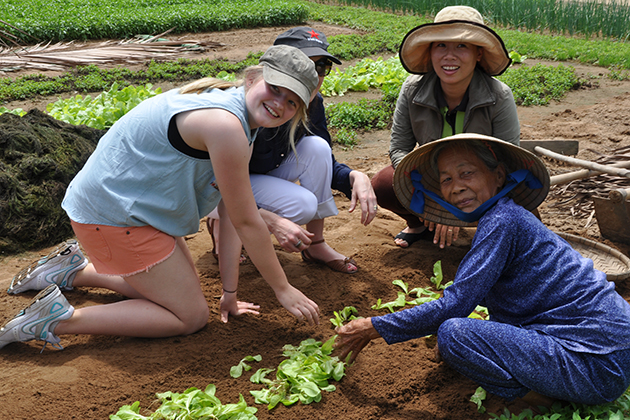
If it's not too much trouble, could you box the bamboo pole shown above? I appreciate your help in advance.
[550,160,630,186]
[535,146,630,179]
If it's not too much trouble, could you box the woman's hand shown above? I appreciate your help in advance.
[426,222,460,248]
[348,170,378,226]
[260,209,314,252]
[334,317,381,364]
[274,285,320,325]
[219,292,260,323]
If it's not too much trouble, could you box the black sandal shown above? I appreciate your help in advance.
[394,228,434,248]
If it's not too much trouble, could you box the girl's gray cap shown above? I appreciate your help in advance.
[259,45,318,106]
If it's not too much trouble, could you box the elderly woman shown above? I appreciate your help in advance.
[336,133,630,408]
[371,6,520,248]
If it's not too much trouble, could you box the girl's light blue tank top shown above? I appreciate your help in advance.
[62,86,255,237]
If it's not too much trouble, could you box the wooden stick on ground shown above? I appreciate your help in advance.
[535,146,630,179]
[550,161,630,186]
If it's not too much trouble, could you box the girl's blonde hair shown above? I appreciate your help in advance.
[179,65,309,157]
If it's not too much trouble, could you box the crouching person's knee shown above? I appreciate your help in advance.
[180,302,210,335]
[436,318,471,365]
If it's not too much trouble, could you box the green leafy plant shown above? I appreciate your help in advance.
[473,386,630,419]
[430,260,452,290]
[0,106,26,116]
[325,97,395,131]
[372,278,442,313]
[498,64,579,106]
[330,306,362,327]
[509,50,527,64]
[110,384,257,420]
[608,66,630,81]
[230,355,263,379]
[248,337,345,410]
[320,56,407,97]
[371,266,488,319]
[216,71,238,82]
[328,0,630,41]
[4,0,308,42]
[46,83,161,129]
[470,387,487,414]
[0,55,260,104]
[332,126,359,146]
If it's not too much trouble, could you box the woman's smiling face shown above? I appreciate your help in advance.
[246,78,301,129]
[430,41,482,89]
[437,145,505,213]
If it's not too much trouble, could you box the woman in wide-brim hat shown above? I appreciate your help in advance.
[336,134,630,409]
[371,5,521,249]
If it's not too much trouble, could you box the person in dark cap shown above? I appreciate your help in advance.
[207,27,377,280]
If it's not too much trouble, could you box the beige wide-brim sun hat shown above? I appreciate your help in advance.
[400,5,511,76]
[393,133,551,227]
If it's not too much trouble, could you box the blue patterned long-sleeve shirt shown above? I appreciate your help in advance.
[372,197,630,354]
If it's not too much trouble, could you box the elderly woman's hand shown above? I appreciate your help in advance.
[426,222,460,248]
[334,317,381,364]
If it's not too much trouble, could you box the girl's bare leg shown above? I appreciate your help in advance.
[72,265,144,299]
[54,238,209,338]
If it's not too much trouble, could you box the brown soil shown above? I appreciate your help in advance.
[2,22,630,420]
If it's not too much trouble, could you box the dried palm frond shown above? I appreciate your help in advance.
[0,28,224,72]
[548,146,630,219]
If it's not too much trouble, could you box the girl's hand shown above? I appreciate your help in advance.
[274,285,320,325]
[219,292,260,323]
[334,317,381,364]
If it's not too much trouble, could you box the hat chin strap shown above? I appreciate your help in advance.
[409,169,542,223]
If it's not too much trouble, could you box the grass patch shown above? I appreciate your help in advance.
[324,0,630,41]
[3,0,308,42]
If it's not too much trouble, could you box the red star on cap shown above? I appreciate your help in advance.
[308,30,319,39]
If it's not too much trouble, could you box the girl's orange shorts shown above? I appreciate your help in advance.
[71,220,176,277]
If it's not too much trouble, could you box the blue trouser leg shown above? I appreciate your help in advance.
[437,318,630,404]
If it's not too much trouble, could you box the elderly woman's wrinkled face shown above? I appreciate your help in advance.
[437,146,505,212]
[431,42,482,88]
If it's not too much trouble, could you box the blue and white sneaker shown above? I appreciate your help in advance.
[0,284,74,351]
[8,240,87,295]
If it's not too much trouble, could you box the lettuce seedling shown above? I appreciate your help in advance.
[249,337,345,410]
[430,260,452,290]
[470,387,487,413]
[230,354,262,378]
[110,384,257,420]
[372,261,455,312]
[372,291,408,313]
[509,50,527,64]
[330,306,362,327]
